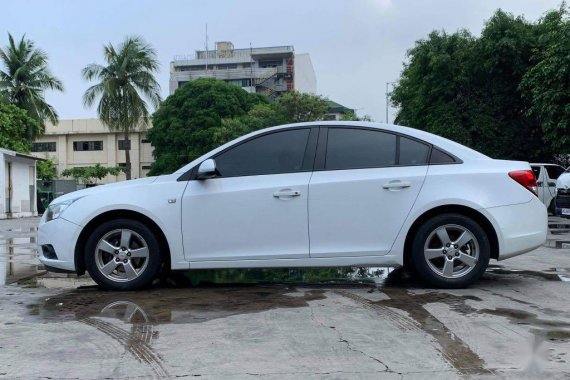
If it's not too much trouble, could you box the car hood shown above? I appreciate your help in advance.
[51,177,160,204]
[557,173,570,190]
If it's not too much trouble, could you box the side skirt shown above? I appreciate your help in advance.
[187,255,403,270]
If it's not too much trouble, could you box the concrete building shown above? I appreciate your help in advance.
[31,119,154,184]
[324,100,355,120]
[170,41,317,99]
[0,148,42,218]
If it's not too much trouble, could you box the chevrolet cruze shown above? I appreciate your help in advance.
[38,122,548,290]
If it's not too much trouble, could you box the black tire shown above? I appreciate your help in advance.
[85,219,163,291]
[410,213,490,288]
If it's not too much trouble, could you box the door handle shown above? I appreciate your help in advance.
[382,181,412,191]
[273,189,301,199]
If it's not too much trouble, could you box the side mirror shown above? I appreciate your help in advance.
[197,159,218,180]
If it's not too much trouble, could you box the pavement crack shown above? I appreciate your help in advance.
[309,304,399,375]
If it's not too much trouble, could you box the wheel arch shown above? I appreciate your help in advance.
[74,209,172,276]
[403,204,500,268]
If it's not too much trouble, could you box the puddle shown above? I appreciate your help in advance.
[486,267,570,282]
[0,235,42,286]
[333,267,570,374]
[34,286,328,325]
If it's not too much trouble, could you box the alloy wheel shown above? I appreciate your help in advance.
[423,224,479,279]
[94,229,150,282]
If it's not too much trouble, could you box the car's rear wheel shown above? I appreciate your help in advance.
[411,213,490,288]
[85,219,163,290]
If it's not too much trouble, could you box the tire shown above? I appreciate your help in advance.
[85,219,163,290]
[410,213,490,288]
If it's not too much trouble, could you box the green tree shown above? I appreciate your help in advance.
[147,78,266,175]
[275,91,329,122]
[520,6,570,153]
[61,164,123,184]
[209,91,330,149]
[36,159,57,181]
[82,36,161,180]
[0,33,63,137]
[391,9,552,161]
[0,102,40,152]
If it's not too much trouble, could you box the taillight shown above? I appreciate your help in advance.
[509,170,538,195]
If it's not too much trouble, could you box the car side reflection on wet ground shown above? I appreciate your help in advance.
[1,217,570,378]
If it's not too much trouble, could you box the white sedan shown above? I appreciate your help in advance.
[38,121,547,290]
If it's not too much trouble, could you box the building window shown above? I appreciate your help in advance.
[118,140,131,150]
[259,60,282,68]
[226,79,252,87]
[178,81,188,89]
[142,165,151,170]
[31,142,56,152]
[73,141,103,151]
[118,163,127,168]
[141,139,150,143]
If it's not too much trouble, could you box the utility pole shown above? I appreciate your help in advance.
[385,82,389,124]
[385,81,396,124]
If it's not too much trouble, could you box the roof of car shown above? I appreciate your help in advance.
[174,121,490,174]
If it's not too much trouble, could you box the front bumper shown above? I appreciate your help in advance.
[484,196,548,260]
[38,215,83,272]
[555,189,570,218]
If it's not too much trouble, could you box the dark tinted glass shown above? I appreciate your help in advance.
[546,165,565,180]
[429,148,456,164]
[399,137,429,165]
[325,128,396,170]
[215,129,310,177]
[531,166,541,179]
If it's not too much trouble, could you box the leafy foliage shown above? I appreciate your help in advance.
[82,36,161,180]
[36,159,57,180]
[275,91,329,123]
[0,102,40,152]
[391,8,564,161]
[209,92,330,148]
[520,6,570,154]
[147,78,267,175]
[61,164,123,184]
[0,33,63,135]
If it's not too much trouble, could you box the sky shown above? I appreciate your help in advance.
[0,0,563,123]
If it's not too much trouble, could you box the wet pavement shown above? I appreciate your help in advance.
[0,218,570,379]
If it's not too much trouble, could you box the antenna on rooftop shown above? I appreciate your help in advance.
[250,42,253,91]
[205,23,209,72]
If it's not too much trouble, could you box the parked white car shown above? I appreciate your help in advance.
[530,163,567,212]
[38,122,547,290]
[555,172,570,218]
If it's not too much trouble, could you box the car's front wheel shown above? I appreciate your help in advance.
[85,219,163,290]
[411,213,490,288]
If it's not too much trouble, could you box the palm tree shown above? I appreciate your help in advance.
[0,33,64,138]
[82,36,161,180]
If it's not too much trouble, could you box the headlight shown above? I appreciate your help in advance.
[45,198,81,222]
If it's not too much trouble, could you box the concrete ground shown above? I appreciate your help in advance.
[0,217,569,379]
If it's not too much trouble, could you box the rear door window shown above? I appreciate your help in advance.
[325,128,397,170]
[399,137,430,165]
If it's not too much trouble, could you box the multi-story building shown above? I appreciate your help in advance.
[31,119,154,184]
[169,41,317,98]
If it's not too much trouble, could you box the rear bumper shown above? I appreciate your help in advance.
[483,197,547,260]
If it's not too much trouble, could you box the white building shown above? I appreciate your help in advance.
[31,119,154,184]
[170,41,317,99]
[0,148,42,219]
